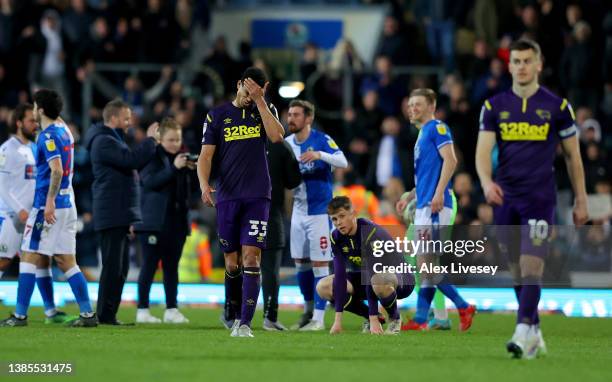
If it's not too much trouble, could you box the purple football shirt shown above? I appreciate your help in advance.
[480,86,577,201]
[201,102,278,203]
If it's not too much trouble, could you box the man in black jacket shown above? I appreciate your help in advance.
[261,140,301,331]
[84,99,158,325]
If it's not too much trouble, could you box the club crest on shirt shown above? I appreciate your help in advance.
[436,124,447,135]
[0,153,6,168]
[535,109,552,121]
[499,111,511,120]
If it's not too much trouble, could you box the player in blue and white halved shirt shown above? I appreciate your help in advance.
[286,100,348,331]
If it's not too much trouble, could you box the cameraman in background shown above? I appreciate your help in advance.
[135,117,196,324]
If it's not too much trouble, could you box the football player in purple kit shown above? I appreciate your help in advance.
[197,67,284,337]
[316,196,415,335]
[476,39,588,359]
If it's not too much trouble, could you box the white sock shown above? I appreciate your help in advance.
[36,267,52,278]
[20,262,36,274]
[64,266,81,279]
[313,309,325,323]
[0,270,4,279]
[45,308,57,317]
[433,308,448,320]
[515,323,530,338]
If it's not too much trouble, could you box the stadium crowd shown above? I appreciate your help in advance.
[0,0,610,275]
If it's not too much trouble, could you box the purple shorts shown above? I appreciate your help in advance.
[494,199,555,259]
[216,198,270,253]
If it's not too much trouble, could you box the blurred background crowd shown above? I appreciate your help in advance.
[0,0,610,280]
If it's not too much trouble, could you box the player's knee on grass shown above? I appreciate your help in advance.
[370,273,397,299]
[241,246,261,268]
[316,275,334,300]
[519,255,544,278]
[54,254,76,272]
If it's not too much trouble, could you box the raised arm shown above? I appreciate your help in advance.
[244,78,284,143]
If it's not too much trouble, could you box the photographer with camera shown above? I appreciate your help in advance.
[135,117,195,324]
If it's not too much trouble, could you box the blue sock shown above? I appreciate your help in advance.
[414,286,436,324]
[296,263,314,303]
[36,268,56,315]
[437,283,468,309]
[65,267,92,313]
[16,262,37,317]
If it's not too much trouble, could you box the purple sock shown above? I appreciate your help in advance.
[517,278,541,325]
[514,285,538,324]
[224,270,242,320]
[379,291,399,320]
[240,267,260,327]
[513,285,522,301]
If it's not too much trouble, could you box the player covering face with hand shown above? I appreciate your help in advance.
[198,67,284,338]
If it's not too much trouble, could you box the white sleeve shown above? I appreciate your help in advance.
[0,152,25,213]
[319,150,348,169]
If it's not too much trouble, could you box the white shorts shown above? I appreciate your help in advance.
[413,207,454,255]
[0,212,22,259]
[290,211,332,262]
[21,207,77,256]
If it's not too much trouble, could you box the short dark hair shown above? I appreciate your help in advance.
[33,89,63,119]
[288,99,315,119]
[409,88,437,105]
[103,99,130,124]
[240,67,267,88]
[509,38,541,58]
[328,196,353,215]
[10,103,33,134]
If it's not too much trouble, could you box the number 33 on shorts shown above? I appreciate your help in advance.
[248,220,268,243]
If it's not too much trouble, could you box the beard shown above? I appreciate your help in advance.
[288,123,304,134]
[22,130,37,142]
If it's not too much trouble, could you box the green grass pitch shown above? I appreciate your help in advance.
[0,305,610,382]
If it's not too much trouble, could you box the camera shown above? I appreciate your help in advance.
[186,153,199,162]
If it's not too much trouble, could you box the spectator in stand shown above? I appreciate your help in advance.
[360,55,405,116]
[376,15,411,65]
[366,116,412,195]
[300,42,321,83]
[560,21,601,111]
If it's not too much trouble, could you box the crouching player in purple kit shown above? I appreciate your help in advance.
[476,39,588,359]
[316,196,414,335]
[197,67,285,337]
